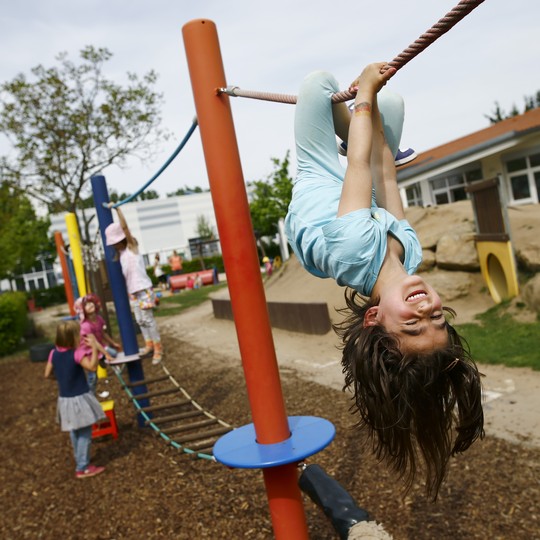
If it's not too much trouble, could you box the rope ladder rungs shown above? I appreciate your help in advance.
[113,361,234,460]
[133,387,180,400]
[161,418,219,436]
[174,439,222,453]
[171,426,232,445]
[145,409,206,425]
[127,375,170,387]
[140,399,191,413]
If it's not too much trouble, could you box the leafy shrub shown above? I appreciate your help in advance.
[0,292,28,356]
[30,285,66,309]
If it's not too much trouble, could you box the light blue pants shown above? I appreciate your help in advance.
[86,371,97,395]
[294,71,404,185]
[70,425,92,472]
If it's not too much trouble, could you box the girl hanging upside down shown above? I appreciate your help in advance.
[285,63,484,498]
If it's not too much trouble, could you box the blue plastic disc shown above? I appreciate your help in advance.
[213,416,335,469]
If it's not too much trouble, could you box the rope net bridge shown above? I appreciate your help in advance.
[111,361,232,460]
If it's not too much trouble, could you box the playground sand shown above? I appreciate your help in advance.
[4,201,539,538]
[1,331,539,539]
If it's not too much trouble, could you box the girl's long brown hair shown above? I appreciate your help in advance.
[334,289,484,499]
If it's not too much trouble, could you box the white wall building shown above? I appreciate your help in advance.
[0,192,220,293]
[48,191,220,267]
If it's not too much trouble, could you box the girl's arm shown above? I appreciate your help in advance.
[103,332,119,347]
[115,207,138,251]
[103,332,121,351]
[44,361,53,379]
[337,63,395,217]
[79,335,100,372]
[44,348,55,378]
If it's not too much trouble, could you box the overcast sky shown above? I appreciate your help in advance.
[1,0,538,199]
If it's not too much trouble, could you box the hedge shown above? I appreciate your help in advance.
[0,292,28,356]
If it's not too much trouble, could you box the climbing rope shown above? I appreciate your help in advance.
[219,0,485,105]
[107,117,198,209]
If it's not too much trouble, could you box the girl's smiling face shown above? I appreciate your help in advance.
[365,275,449,354]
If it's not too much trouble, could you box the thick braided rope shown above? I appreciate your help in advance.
[221,0,485,105]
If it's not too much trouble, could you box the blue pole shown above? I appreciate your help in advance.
[91,174,150,424]
[66,256,80,300]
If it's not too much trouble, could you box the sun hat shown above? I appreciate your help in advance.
[82,293,101,316]
[105,223,126,246]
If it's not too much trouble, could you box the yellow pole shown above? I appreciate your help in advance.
[65,213,87,297]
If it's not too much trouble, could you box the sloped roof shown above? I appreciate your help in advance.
[398,107,540,180]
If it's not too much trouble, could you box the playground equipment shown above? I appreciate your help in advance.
[53,231,76,316]
[92,399,119,440]
[65,213,87,297]
[91,175,151,426]
[81,1,485,535]
[179,1,486,536]
[466,177,520,303]
[219,0,485,105]
[112,362,233,459]
[182,20,335,538]
[107,118,198,209]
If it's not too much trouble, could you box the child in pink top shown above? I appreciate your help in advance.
[76,294,121,393]
[105,206,162,365]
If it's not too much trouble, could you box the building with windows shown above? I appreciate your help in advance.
[49,191,220,267]
[0,192,220,293]
[398,107,540,208]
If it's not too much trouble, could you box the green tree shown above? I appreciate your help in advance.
[485,91,540,124]
[0,46,167,228]
[196,215,216,239]
[0,183,51,284]
[248,152,293,238]
[166,185,205,197]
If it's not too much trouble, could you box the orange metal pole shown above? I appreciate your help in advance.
[182,19,309,539]
[54,231,75,316]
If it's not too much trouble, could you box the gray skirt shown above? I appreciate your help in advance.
[56,392,106,432]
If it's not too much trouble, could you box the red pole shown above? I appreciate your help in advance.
[182,19,309,539]
[54,231,75,316]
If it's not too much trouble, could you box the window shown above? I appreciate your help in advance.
[405,185,422,207]
[429,167,481,205]
[435,192,450,205]
[511,175,531,200]
[506,150,540,203]
[506,157,527,173]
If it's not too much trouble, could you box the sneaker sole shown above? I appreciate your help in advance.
[395,151,418,166]
[76,470,104,479]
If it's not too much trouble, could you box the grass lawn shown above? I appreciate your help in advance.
[154,283,227,317]
[456,303,540,371]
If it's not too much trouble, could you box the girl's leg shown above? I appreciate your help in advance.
[86,371,97,394]
[131,297,152,348]
[137,308,162,363]
[377,88,404,159]
[70,425,92,472]
[295,71,345,183]
[138,308,160,343]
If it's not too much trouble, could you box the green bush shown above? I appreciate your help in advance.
[0,292,28,356]
[30,285,67,309]
[183,256,224,274]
